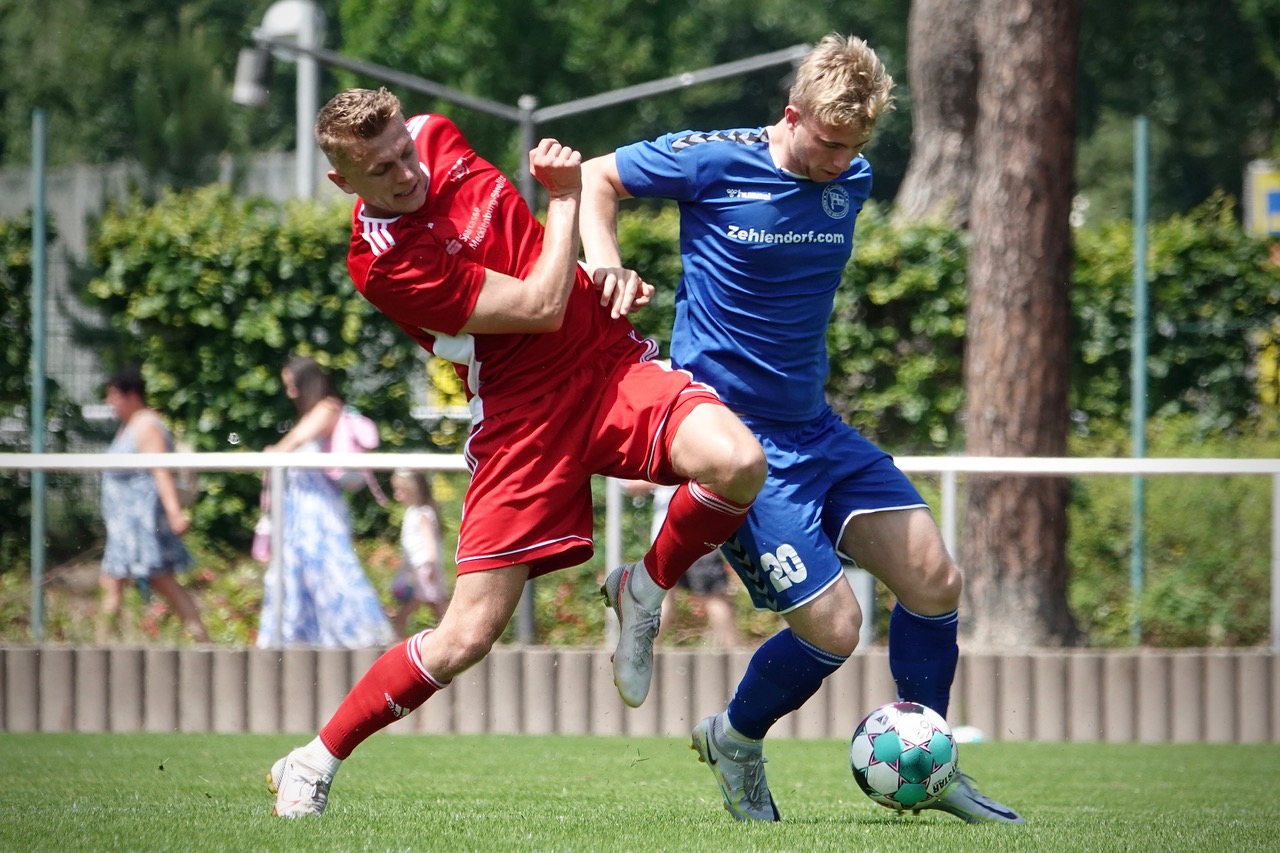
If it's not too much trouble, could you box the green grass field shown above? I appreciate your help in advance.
[1,732,1277,852]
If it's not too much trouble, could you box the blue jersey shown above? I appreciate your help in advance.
[615,127,871,423]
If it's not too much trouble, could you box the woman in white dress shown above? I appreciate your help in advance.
[389,469,450,635]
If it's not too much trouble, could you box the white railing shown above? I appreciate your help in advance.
[3,453,1278,650]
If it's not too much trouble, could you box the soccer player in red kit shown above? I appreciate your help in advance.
[267,87,766,818]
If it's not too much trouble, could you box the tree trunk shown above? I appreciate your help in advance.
[960,0,1083,648]
[893,0,980,227]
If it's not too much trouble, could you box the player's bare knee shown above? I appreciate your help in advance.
[940,561,963,609]
[795,614,860,657]
[420,621,497,674]
[452,627,497,668]
[917,560,962,614]
[725,436,767,497]
[829,617,862,657]
[791,589,861,656]
[693,437,765,503]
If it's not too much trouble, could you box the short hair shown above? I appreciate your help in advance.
[106,365,146,400]
[314,87,403,166]
[789,34,895,132]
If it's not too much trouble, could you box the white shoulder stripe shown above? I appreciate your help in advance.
[406,114,429,138]
[361,219,395,256]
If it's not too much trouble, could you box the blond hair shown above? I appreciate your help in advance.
[392,468,437,513]
[790,34,895,132]
[314,87,403,166]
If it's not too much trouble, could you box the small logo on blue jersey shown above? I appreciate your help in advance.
[822,185,851,220]
[727,188,773,201]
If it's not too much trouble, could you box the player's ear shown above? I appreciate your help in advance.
[327,169,357,195]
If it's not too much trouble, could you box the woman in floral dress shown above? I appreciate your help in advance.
[99,366,211,643]
[256,355,393,649]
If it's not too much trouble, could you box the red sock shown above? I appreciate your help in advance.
[319,634,445,759]
[644,482,751,589]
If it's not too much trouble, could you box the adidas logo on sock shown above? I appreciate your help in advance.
[384,692,407,718]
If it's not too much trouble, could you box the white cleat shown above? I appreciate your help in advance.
[267,749,332,818]
[601,563,661,708]
[691,715,780,822]
[917,770,1026,824]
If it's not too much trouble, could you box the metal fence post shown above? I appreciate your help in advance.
[269,465,287,650]
[1273,472,1279,652]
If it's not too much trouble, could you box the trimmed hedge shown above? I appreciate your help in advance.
[1,188,1276,647]
[85,186,438,549]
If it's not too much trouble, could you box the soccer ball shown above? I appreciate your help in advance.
[850,701,958,811]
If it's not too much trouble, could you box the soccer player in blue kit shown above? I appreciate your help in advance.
[580,33,1025,825]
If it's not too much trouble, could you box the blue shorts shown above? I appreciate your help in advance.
[721,408,927,613]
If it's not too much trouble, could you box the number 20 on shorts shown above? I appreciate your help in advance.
[761,544,808,591]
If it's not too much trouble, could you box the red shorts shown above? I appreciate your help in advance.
[456,349,721,577]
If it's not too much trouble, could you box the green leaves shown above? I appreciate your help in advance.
[830,204,970,452]
[1068,417,1279,646]
[84,186,431,546]
[1072,192,1279,435]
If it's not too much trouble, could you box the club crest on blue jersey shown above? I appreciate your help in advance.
[822,184,852,220]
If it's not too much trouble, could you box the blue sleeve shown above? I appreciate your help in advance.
[614,133,699,202]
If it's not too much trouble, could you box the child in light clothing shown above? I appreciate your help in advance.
[390,469,450,635]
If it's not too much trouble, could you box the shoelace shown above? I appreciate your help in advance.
[629,607,661,668]
[739,753,770,810]
[285,767,330,810]
[712,728,770,812]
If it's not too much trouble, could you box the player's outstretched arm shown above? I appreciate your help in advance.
[460,139,584,334]
[581,154,627,265]
[580,154,651,318]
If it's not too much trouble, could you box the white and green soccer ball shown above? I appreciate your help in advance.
[850,701,958,811]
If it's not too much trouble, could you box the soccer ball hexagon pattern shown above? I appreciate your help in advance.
[850,701,958,811]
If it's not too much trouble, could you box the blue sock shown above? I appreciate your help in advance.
[726,628,846,740]
[888,603,959,718]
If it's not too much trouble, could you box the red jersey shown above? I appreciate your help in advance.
[346,114,646,421]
